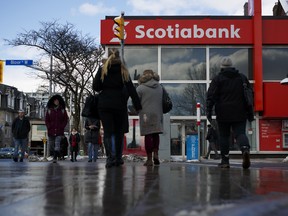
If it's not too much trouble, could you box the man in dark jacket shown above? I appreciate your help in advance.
[206,57,254,169]
[12,109,31,162]
[45,94,69,163]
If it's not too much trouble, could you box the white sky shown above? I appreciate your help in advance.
[0,0,278,92]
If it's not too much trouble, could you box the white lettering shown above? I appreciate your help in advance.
[134,24,241,39]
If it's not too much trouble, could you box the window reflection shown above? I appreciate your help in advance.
[263,48,288,80]
[124,48,158,79]
[161,83,206,116]
[161,48,206,80]
[209,48,252,79]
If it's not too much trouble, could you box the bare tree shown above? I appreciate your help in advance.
[5,21,104,131]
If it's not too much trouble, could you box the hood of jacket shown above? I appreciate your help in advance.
[138,72,160,84]
[47,94,66,109]
[219,67,239,78]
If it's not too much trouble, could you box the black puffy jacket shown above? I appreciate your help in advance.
[206,68,251,122]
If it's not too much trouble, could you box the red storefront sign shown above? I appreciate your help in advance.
[101,18,253,45]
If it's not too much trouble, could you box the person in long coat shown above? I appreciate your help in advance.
[93,48,142,168]
[45,94,69,163]
[136,70,163,166]
[84,117,101,162]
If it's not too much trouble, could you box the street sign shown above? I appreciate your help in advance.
[5,60,33,66]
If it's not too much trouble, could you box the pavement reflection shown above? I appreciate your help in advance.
[0,159,288,216]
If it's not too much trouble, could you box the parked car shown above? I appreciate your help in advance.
[0,147,15,159]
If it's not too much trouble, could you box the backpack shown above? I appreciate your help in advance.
[81,94,99,119]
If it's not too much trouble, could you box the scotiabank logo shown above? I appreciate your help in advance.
[135,24,241,39]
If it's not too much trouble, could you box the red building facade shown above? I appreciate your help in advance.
[100,1,288,155]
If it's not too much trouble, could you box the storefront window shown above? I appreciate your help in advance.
[209,48,252,80]
[123,48,158,80]
[263,48,288,80]
[162,83,206,116]
[161,48,206,80]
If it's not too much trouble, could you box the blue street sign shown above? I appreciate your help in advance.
[5,60,33,66]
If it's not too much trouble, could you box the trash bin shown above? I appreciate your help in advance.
[186,134,199,160]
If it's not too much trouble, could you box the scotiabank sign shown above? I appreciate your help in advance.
[100,18,253,45]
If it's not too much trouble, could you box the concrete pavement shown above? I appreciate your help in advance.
[0,157,288,216]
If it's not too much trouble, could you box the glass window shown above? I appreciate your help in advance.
[123,48,158,80]
[162,83,206,116]
[209,48,252,80]
[263,48,288,80]
[161,48,206,80]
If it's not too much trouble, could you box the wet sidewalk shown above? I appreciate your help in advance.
[0,157,288,216]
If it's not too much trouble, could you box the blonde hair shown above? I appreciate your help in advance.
[101,48,130,82]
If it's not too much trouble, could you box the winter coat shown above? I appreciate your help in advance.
[12,116,31,139]
[69,132,80,150]
[136,73,163,136]
[206,68,251,122]
[45,95,69,137]
[93,64,142,112]
[84,117,100,144]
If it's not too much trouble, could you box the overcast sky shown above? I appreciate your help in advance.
[0,0,277,92]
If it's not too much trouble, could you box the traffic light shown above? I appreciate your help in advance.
[114,15,124,40]
[0,61,3,84]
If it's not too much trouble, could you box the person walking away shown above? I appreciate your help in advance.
[84,117,101,162]
[12,109,31,162]
[69,128,80,162]
[45,94,69,163]
[136,70,163,166]
[204,124,220,159]
[206,57,254,169]
[93,48,142,168]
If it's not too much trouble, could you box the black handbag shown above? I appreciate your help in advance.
[161,85,173,114]
[81,94,99,118]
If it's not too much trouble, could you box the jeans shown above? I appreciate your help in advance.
[13,138,28,159]
[88,142,99,161]
[48,136,62,156]
[217,121,250,158]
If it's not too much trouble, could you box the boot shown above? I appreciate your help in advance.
[53,151,59,163]
[153,150,160,165]
[241,146,250,169]
[144,152,153,166]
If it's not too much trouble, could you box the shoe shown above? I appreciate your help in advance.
[153,158,160,165]
[218,160,230,168]
[13,158,18,162]
[70,159,74,162]
[115,158,124,166]
[88,160,92,162]
[242,149,251,169]
[19,159,23,162]
[214,156,221,160]
[53,159,57,163]
[203,156,208,159]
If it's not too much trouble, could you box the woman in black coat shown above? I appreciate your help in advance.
[93,48,142,168]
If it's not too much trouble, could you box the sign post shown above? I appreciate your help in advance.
[196,103,201,160]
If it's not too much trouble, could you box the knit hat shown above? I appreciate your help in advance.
[220,57,233,68]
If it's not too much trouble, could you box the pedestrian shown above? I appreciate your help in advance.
[93,48,142,168]
[69,128,81,162]
[12,109,31,162]
[203,124,220,160]
[136,69,163,166]
[45,94,69,163]
[206,57,254,169]
[84,117,101,162]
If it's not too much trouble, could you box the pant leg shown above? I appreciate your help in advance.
[88,142,92,160]
[232,121,250,151]
[19,138,28,159]
[13,138,20,159]
[217,122,232,159]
